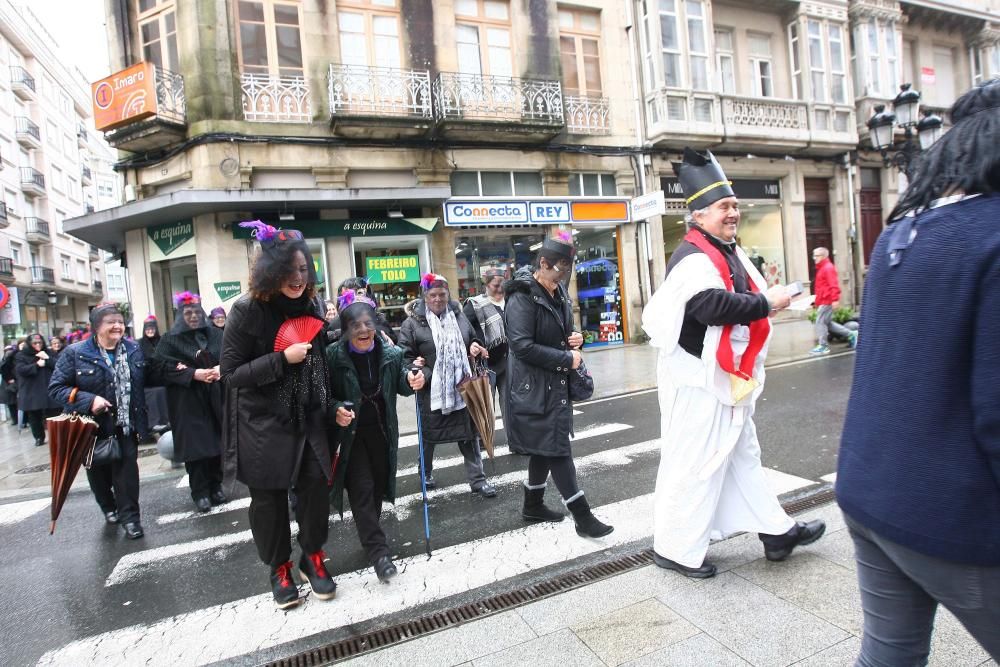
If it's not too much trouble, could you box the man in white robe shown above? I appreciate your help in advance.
[642,148,826,578]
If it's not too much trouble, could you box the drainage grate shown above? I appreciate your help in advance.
[263,489,836,667]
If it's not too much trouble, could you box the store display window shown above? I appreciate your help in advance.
[454,231,544,299]
[573,226,625,348]
[353,237,428,329]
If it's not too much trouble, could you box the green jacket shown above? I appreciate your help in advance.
[325,339,414,515]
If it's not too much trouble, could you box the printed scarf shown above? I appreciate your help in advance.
[99,342,132,436]
[426,306,471,414]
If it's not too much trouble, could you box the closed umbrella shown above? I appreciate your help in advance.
[47,413,98,534]
[458,358,496,460]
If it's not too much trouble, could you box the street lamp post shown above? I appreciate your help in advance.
[867,83,943,179]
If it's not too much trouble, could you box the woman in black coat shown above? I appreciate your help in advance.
[1,343,19,425]
[138,316,169,432]
[398,273,495,498]
[48,304,149,538]
[504,234,613,538]
[15,332,60,446]
[153,294,225,512]
[221,220,345,610]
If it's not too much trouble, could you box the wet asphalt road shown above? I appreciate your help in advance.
[0,354,853,667]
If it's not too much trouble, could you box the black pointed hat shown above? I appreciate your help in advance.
[671,148,735,211]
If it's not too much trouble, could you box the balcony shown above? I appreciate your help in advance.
[77,124,89,147]
[0,204,8,230]
[645,88,724,145]
[25,217,51,244]
[88,244,100,260]
[564,95,611,135]
[720,95,810,148]
[432,72,564,139]
[19,168,45,197]
[241,73,311,123]
[809,103,858,150]
[0,257,13,282]
[81,166,93,185]
[92,279,103,295]
[327,64,433,137]
[10,66,35,100]
[15,117,41,149]
[105,67,187,153]
[29,266,55,286]
[85,203,95,214]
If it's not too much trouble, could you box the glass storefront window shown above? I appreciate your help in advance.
[573,226,625,347]
[454,231,544,300]
[354,244,423,330]
[660,203,786,286]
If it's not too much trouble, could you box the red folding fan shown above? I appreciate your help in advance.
[273,316,325,352]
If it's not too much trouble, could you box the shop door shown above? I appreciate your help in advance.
[859,168,883,266]
[150,257,199,329]
[803,179,833,286]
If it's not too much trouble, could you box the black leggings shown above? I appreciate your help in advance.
[526,454,581,500]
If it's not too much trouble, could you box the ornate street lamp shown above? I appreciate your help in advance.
[866,83,943,178]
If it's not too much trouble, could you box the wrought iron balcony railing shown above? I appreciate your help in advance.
[328,64,432,119]
[564,95,611,134]
[152,67,187,124]
[30,266,54,285]
[241,73,311,123]
[93,279,103,293]
[14,116,42,143]
[432,72,563,125]
[10,66,35,94]
[77,124,89,143]
[81,166,93,182]
[0,257,12,278]
[20,167,45,190]
[25,217,51,240]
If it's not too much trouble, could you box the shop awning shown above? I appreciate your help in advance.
[64,186,452,252]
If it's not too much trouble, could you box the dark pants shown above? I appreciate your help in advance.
[345,426,390,563]
[25,409,57,441]
[85,430,141,524]
[186,456,223,501]
[527,454,581,500]
[248,445,330,568]
[846,513,1000,665]
[422,438,487,490]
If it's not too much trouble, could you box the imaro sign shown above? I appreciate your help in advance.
[92,62,158,132]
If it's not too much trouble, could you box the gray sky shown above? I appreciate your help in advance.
[27,0,110,83]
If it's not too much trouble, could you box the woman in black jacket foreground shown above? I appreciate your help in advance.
[398,273,495,498]
[504,233,612,538]
[221,221,348,609]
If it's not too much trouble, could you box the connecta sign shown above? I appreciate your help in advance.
[443,198,629,226]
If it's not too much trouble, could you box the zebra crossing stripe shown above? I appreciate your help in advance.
[0,497,49,526]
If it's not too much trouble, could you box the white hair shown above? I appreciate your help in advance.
[684,207,709,229]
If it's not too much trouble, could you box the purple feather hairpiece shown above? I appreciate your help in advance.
[420,273,447,291]
[238,219,278,242]
[337,291,376,313]
[173,291,200,307]
[556,229,573,244]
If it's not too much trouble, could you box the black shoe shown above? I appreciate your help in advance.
[373,555,398,582]
[270,561,300,609]
[522,486,564,523]
[34,438,44,447]
[297,551,337,600]
[123,522,144,539]
[194,497,211,513]
[423,475,436,490]
[760,520,827,561]
[209,489,227,506]
[652,551,717,578]
[104,510,119,525]
[472,483,497,498]
[565,495,613,538]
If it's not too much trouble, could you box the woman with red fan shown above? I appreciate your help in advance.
[221,220,349,610]
[151,292,226,513]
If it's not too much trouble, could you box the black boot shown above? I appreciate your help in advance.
[270,561,300,609]
[297,551,337,600]
[565,495,613,538]
[522,485,564,523]
[759,520,826,561]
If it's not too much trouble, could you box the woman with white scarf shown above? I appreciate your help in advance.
[398,274,496,498]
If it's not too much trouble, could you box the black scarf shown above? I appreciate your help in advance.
[263,294,330,432]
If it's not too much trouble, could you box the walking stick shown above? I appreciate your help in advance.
[413,383,433,558]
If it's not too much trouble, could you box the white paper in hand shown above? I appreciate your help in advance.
[788,294,816,311]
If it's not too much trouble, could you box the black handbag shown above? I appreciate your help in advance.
[568,360,594,402]
[86,434,122,468]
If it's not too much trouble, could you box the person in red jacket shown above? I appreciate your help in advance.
[810,248,856,354]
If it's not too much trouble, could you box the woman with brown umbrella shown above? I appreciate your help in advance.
[49,304,149,538]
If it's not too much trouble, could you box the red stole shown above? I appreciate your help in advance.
[684,228,770,402]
